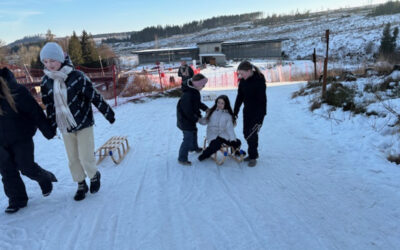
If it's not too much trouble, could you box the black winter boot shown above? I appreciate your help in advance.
[5,203,27,214]
[198,153,207,161]
[74,180,89,201]
[190,147,203,153]
[90,171,101,194]
[39,172,58,197]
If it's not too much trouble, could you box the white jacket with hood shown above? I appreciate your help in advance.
[199,109,236,142]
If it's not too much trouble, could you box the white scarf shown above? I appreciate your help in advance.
[44,65,76,132]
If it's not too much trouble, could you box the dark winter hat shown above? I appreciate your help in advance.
[40,42,65,63]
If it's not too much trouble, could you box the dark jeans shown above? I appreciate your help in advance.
[243,117,264,160]
[201,137,241,159]
[178,130,199,162]
[0,139,54,206]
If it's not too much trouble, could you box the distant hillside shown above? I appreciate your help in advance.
[8,35,45,47]
[112,3,400,66]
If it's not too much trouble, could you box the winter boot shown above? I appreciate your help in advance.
[243,156,251,162]
[234,150,246,157]
[248,159,257,167]
[39,172,58,197]
[5,203,27,214]
[90,171,101,194]
[190,147,203,153]
[74,180,89,201]
[198,153,207,161]
[178,160,192,166]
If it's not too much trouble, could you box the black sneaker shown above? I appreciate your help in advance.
[198,154,207,161]
[90,171,101,194]
[39,172,58,197]
[5,203,27,214]
[248,159,257,167]
[234,150,246,157]
[39,181,53,197]
[74,180,89,201]
[178,160,192,166]
[190,147,203,153]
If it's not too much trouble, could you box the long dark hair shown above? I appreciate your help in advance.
[0,76,17,115]
[237,60,264,79]
[206,95,236,125]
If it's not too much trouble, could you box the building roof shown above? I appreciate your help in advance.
[199,53,226,57]
[133,46,198,54]
[197,40,224,45]
[222,38,288,46]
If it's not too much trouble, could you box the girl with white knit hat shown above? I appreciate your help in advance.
[40,42,115,201]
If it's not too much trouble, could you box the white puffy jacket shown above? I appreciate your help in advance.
[199,109,236,142]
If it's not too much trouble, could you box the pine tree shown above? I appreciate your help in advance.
[30,53,43,69]
[80,30,99,65]
[68,31,83,65]
[380,23,398,55]
[46,29,55,41]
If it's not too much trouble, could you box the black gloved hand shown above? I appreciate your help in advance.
[109,116,115,124]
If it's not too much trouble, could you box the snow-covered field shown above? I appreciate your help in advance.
[116,7,400,67]
[1,82,399,250]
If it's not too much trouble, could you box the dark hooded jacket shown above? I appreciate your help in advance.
[176,80,208,131]
[234,72,267,123]
[0,67,55,146]
[40,57,115,132]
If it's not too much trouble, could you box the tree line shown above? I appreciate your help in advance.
[3,30,116,69]
[103,12,262,43]
[370,1,400,16]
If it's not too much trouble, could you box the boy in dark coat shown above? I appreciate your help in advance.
[177,73,208,165]
[0,67,57,213]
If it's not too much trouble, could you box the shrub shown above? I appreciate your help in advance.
[325,83,355,107]
[388,154,400,165]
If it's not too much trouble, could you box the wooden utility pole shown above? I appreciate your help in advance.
[322,29,330,99]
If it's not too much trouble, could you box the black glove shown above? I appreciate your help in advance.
[109,116,115,124]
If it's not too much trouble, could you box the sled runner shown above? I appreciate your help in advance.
[95,136,130,165]
[203,138,245,165]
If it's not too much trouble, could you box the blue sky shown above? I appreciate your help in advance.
[0,0,388,44]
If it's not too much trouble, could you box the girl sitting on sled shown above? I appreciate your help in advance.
[198,95,243,161]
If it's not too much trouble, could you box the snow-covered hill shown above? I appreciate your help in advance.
[113,7,400,67]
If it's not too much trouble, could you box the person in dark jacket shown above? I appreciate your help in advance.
[178,60,194,85]
[0,67,57,214]
[40,42,115,201]
[177,73,208,165]
[233,61,267,167]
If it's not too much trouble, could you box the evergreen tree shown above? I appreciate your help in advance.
[68,31,83,65]
[45,29,55,41]
[380,23,398,55]
[30,53,43,69]
[81,30,99,65]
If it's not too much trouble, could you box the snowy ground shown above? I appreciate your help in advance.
[0,83,399,250]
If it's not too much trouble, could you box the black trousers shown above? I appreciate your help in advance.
[0,139,53,206]
[243,117,264,160]
[201,137,241,159]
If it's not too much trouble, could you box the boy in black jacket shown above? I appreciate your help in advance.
[177,73,208,165]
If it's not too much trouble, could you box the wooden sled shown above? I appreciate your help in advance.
[203,138,245,165]
[96,136,130,165]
